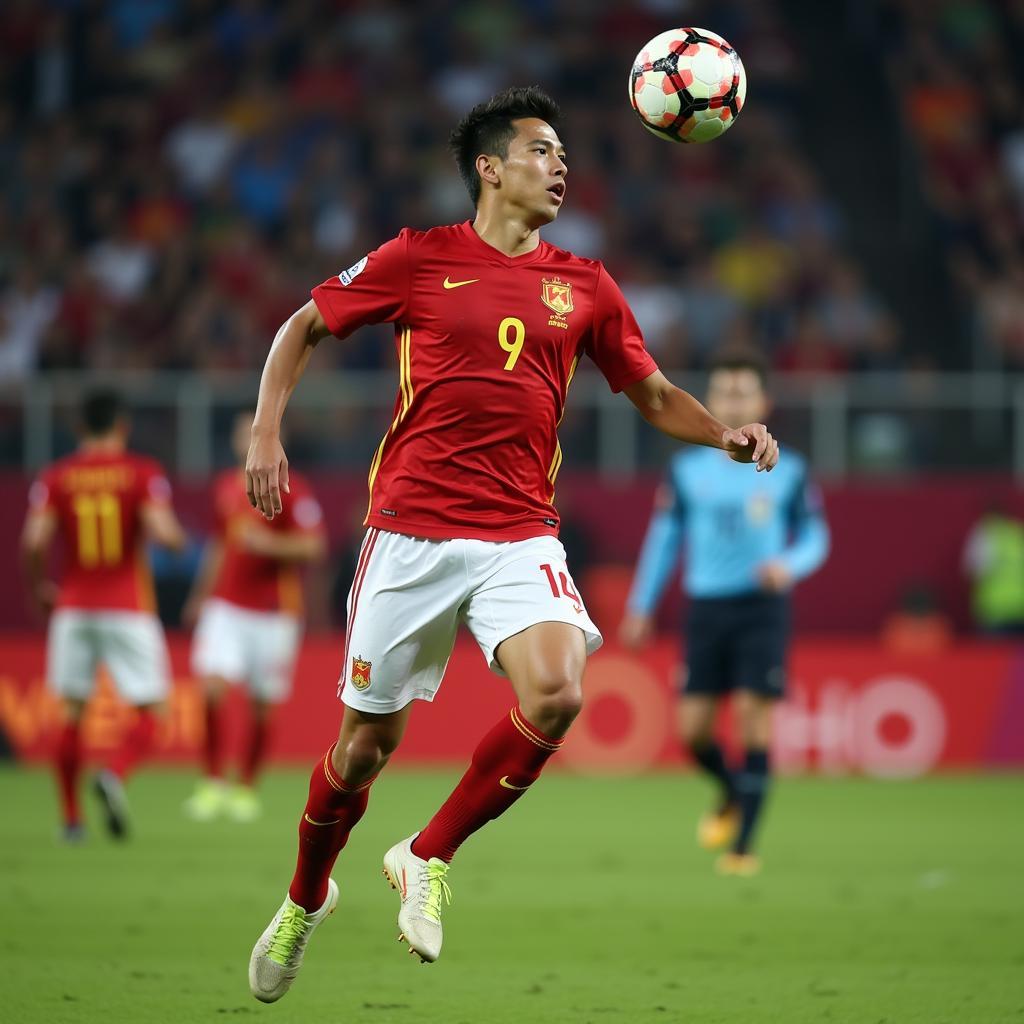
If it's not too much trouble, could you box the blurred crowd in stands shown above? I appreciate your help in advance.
[884,0,1024,371]
[1,0,907,390]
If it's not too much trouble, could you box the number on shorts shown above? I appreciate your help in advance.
[72,492,122,566]
[539,563,583,614]
[497,317,525,371]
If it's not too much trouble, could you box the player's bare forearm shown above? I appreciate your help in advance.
[252,301,330,439]
[249,301,330,519]
[244,527,326,563]
[624,370,780,472]
[625,372,726,448]
[20,512,58,614]
[141,503,188,553]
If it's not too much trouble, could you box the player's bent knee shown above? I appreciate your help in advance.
[333,728,395,785]
[520,676,584,736]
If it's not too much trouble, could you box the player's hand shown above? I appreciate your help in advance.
[723,423,779,472]
[30,579,58,618]
[246,431,290,520]
[758,561,793,593]
[619,612,655,650]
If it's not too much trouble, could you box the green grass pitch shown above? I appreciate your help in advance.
[1,768,1022,1023]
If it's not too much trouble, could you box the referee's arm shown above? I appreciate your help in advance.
[761,471,830,593]
[620,476,685,647]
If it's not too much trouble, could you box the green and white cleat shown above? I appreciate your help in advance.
[382,834,452,964]
[248,879,338,1003]
[94,770,129,839]
[227,785,260,823]
[183,779,227,822]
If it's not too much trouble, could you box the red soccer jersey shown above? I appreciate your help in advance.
[209,468,324,614]
[312,221,657,541]
[29,449,172,612]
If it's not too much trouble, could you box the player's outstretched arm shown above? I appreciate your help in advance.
[248,301,331,520]
[141,502,188,553]
[241,525,327,563]
[624,370,779,472]
[20,509,59,616]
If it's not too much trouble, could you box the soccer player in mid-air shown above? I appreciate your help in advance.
[244,87,778,1002]
[21,389,187,841]
[621,355,829,875]
[184,410,326,822]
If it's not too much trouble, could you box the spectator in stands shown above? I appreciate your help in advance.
[881,583,953,654]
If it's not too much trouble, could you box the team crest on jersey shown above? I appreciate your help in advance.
[541,277,574,329]
[351,656,372,690]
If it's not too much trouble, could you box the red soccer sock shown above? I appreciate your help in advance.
[288,745,373,912]
[412,705,564,863]
[108,709,157,781]
[55,719,82,826]
[240,714,270,787]
[203,700,223,780]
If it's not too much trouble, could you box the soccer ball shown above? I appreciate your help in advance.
[628,27,746,143]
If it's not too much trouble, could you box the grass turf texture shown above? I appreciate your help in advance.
[1,769,1022,1024]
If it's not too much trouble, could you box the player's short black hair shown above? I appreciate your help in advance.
[80,388,124,436]
[707,352,770,391]
[449,86,561,206]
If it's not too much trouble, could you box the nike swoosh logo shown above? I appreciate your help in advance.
[304,814,341,826]
[499,775,530,791]
[443,276,479,289]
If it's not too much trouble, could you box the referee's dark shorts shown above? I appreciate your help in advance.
[681,592,790,699]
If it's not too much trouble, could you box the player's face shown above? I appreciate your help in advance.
[707,369,769,428]
[496,119,568,224]
[232,412,256,464]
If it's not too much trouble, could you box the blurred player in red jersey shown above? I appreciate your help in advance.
[183,411,326,823]
[21,390,187,841]
[245,87,779,1001]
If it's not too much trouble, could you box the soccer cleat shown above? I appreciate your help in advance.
[697,806,739,851]
[60,823,85,844]
[248,879,338,1003]
[93,770,129,839]
[382,834,452,964]
[715,852,762,877]
[227,785,261,823]
[183,779,228,822]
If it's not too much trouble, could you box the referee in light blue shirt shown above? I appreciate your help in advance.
[620,354,830,875]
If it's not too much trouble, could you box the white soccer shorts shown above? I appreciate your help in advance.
[338,528,603,714]
[47,609,171,706]
[191,597,302,703]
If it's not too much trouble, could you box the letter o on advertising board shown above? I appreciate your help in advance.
[560,657,669,774]
[853,676,946,778]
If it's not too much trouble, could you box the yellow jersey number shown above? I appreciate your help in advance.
[498,317,525,371]
[72,492,122,566]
